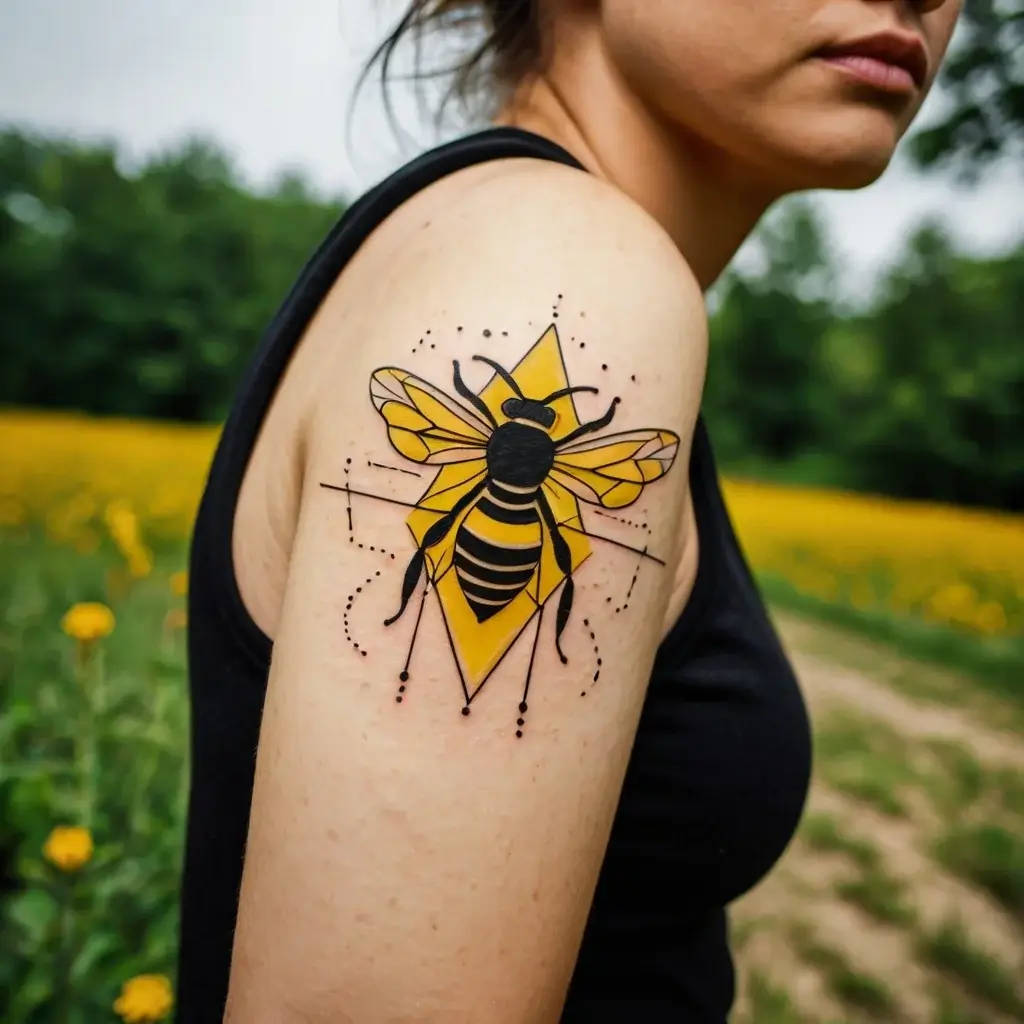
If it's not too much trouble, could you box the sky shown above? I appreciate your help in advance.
[2,0,1022,298]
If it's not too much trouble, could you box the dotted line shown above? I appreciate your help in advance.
[342,455,399,659]
[343,570,381,657]
[595,509,651,535]
[579,618,602,697]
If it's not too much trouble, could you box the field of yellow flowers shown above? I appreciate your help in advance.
[0,408,1022,1022]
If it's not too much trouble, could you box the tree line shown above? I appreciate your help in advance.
[0,126,1021,511]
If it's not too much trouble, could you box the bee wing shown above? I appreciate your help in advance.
[370,367,491,465]
[551,429,680,509]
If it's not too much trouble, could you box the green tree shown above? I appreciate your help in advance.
[0,129,345,421]
[705,201,835,462]
[910,0,1024,177]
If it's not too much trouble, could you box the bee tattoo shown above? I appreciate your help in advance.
[320,324,679,733]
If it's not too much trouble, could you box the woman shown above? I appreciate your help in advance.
[175,2,960,1021]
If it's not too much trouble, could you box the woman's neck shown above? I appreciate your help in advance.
[494,36,781,291]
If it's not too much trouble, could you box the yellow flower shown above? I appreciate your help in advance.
[60,602,115,642]
[113,974,174,1023]
[169,570,188,597]
[126,545,153,579]
[42,826,93,872]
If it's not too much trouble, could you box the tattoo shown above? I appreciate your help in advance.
[319,324,679,734]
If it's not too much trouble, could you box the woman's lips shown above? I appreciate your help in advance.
[818,52,918,93]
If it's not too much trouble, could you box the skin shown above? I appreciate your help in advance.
[500,0,961,287]
[225,1,959,1020]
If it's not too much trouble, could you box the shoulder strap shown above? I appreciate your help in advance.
[223,127,587,465]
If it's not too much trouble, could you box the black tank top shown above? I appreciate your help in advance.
[176,127,812,1023]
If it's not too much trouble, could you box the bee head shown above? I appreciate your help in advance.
[501,397,556,429]
[472,355,600,433]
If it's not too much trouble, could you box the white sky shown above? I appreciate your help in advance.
[2,0,1022,300]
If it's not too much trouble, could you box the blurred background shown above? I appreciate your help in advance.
[1,2,1022,1022]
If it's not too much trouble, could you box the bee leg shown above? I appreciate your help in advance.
[537,491,573,665]
[384,478,488,626]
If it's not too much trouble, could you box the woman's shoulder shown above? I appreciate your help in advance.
[352,140,703,315]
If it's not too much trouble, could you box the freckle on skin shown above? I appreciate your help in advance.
[326,827,339,841]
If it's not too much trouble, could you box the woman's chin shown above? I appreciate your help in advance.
[761,120,904,193]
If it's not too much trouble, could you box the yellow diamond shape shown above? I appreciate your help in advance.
[405,325,591,698]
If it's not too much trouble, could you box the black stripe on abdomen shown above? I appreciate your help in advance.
[454,516,542,623]
[475,495,537,525]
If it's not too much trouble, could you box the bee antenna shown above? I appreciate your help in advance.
[472,355,524,398]
[540,385,599,403]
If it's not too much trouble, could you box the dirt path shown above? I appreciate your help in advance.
[730,613,1024,1024]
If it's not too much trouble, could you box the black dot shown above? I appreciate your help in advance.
[356,587,362,593]
[631,375,636,382]
[345,604,351,611]
[353,643,359,649]
[347,595,354,601]
[399,684,406,692]
[606,596,612,602]
[396,695,403,703]
[426,329,431,335]
[390,553,396,559]
[581,691,586,697]
[457,326,463,331]
[400,671,409,682]
[462,706,471,716]
[519,701,528,713]
[583,618,589,627]
[601,363,608,370]
[615,607,621,613]
[349,536,353,543]
[597,658,602,666]
[430,343,435,349]
[376,571,381,576]
[370,546,375,551]
[517,718,524,726]
[346,458,352,465]
[579,342,585,349]
[624,604,629,610]
[483,329,491,338]
[515,730,523,738]
[358,543,364,549]
[553,312,559,318]
[593,672,600,682]
[589,632,595,640]
[558,293,563,299]
[361,650,367,657]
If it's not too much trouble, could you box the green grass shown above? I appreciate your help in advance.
[918,917,1024,1018]
[799,813,917,928]
[935,824,1024,924]
[0,531,189,1023]
[932,988,991,1024]
[813,713,921,818]
[836,873,916,928]
[790,924,899,1020]
[744,970,810,1024]
[799,813,881,871]
[760,575,1024,711]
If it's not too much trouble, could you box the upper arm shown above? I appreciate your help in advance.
[226,162,708,1023]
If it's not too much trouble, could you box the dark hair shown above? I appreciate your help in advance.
[361,1,545,123]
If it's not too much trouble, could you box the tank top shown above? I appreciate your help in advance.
[176,126,812,1023]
